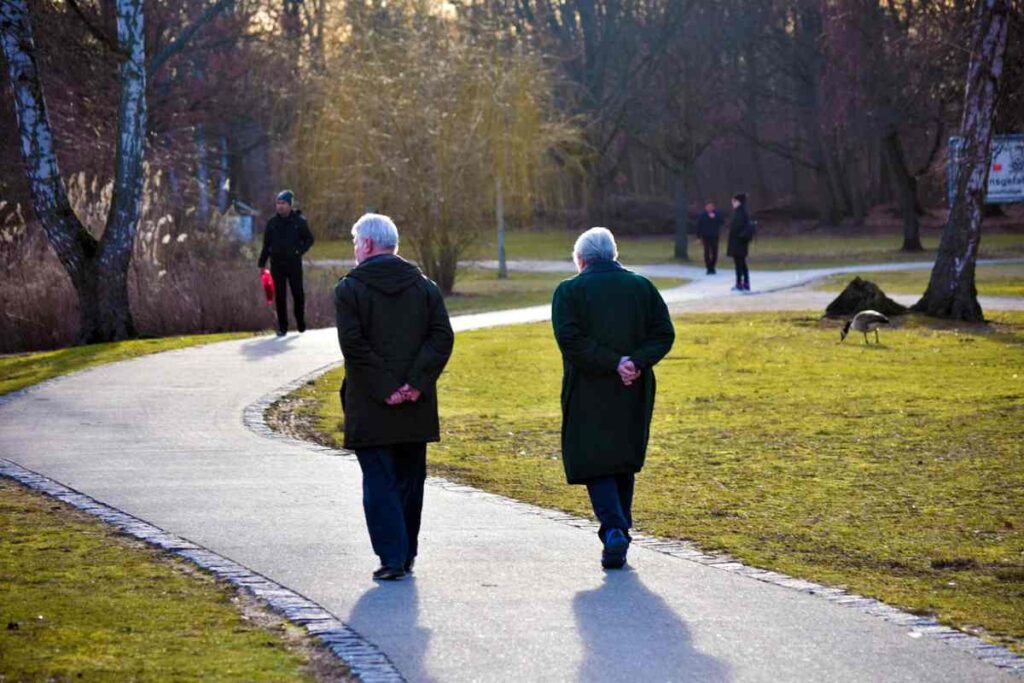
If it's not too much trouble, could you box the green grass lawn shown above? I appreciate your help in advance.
[0,333,256,396]
[816,263,1024,298]
[294,311,1024,652]
[0,331,346,680]
[305,266,686,317]
[443,268,687,315]
[311,229,1024,269]
[0,479,339,681]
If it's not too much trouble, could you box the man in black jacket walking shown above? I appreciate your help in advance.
[258,190,315,336]
[695,200,724,275]
[335,213,454,581]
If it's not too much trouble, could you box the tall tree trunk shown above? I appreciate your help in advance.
[913,0,1009,322]
[881,131,923,251]
[195,123,210,226]
[495,175,508,279]
[216,135,229,213]
[672,170,688,260]
[97,0,146,339]
[744,44,770,205]
[2,0,145,343]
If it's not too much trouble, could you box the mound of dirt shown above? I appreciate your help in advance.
[825,277,909,318]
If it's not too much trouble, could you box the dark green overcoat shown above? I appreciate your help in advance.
[335,254,454,450]
[551,261,675,484]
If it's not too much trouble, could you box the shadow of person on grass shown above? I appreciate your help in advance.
[347,581,432,682]
[574,569,730,682]
[238,334,297,360]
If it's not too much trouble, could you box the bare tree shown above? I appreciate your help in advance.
[1,0,233,343]
[914,0,1010,322]
[2,0,145,342]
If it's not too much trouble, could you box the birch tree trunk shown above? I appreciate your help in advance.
[913,0,1009,322]
[1,0,146,343]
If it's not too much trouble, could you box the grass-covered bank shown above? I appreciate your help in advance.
[291,311,1024,652]
[0,479,346,681]
[817,263,1024,298]
[443,268,686,315]
[311,228,1024,268]
[0,332,348,680]
[0,332,256,396]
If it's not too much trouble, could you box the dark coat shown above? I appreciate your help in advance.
[727,204,754,259]
[258,210,315,269]
[334,254,454,450]
[551,261,675,484]
[696,211,724,240]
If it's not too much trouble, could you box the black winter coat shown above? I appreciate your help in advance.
[552,261,675,484]
[334,255,454,449]
[696,211,724,240]
[258,210,315,268]
[727,205,754,259]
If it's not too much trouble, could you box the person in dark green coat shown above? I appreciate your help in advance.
[552,227,675,569]
[335,213,454,581]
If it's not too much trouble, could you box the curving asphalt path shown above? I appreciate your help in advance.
[1,261,1022,681]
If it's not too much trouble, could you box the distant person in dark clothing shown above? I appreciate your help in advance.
[335,213,454,581]
[695,200,724,275]
[258,190,315,336]
[727,193,754,292]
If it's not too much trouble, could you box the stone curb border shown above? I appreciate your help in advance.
[247,362,1024,677]
[0,459,404,683]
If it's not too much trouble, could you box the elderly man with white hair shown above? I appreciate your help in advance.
[552,227,675,569]
[335,213,454,581]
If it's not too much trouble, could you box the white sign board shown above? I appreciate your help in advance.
[948,134,1024,205]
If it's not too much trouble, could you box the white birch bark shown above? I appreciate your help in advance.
[914,0,1009,321]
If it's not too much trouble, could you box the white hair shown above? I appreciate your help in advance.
[573,227,618,267]
[352,213,399,250]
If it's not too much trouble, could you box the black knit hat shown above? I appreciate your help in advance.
[276,190,294,205]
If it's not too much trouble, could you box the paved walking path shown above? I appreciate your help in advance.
[2,262,1022,681]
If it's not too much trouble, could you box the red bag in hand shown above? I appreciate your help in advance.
[260,269,275,305]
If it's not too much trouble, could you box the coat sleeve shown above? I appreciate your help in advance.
[407,285,455,397]
[334,279,402,403]
[258,220,272,268]
[629,280,675,370]
[552,281,622,374]
[298,217,315,256]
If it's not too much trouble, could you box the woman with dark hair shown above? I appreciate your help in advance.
[726,193,754,291]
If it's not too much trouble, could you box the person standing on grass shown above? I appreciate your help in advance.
[335,213,454,582]
[696,200,724,275]
[552,227,675,569]
[258,190,315,336]
[727,192,754,292]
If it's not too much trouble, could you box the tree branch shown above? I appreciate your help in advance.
[147,0,234,77]
[66,0,127,58]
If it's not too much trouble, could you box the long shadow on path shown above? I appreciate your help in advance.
[347,582,432,682]
[237,334,298,361]
[574,569,730,682]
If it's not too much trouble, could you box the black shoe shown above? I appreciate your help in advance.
[275,329,286,337]
[372,566,406,581]
[297,321,306,333]
[404,558,415,574]
[601,529,629,569]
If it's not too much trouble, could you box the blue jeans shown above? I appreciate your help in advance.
[585,473,635,543]
[355,443,427,568]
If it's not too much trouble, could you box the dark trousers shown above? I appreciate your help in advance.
[701,236,719,272]
[585,473,635,543]
[355,443,427,568]
[271,260,305,333]
[733,255,749,286]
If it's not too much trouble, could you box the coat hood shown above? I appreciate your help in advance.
[347,254,424,295]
